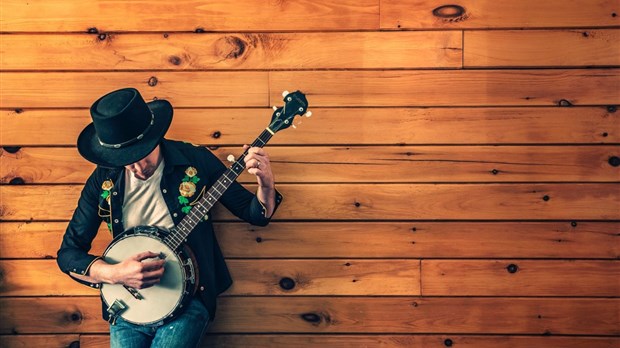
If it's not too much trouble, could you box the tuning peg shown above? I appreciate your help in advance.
[305,111,312,117]
[227,154,235,163]
[272,106,278,111]
[282,90,290,98]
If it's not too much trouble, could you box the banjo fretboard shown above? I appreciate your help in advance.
[164,129,274,250]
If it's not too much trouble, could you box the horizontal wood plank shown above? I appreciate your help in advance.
[3,146,619,184]
[380,0,620,29]
[4,259,617,297]
[465,29,620,67]
[0,72,268,108]
[269,70,620,107]
[0,260,420,296]
[1,31,461,70]
[0,335,79,348]
[3,70,619,108]
[2,297,618,334]
[0,0,379,32]
[1,184,617,221]
[3,222,617,259]
[73,334,620,348]
[421,260,620,296]
[0,222,110,259]
[2,107,617,146]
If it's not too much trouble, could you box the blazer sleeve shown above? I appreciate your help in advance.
[202,148,283,226]
[56,170,104,288]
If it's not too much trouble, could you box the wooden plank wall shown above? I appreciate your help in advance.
[1,0,619,347]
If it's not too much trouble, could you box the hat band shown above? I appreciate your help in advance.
[98,112,155,149]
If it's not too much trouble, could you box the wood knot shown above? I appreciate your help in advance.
[147,76,158,87]
[558,99,573,107]
[300,312,332,326]
[607,105,617,113]
[432,5,468,22]
[14,108,23,114]
[506,264,518,273]
[69,341,80,348]
[491,169,499,175]
[444,338,454,347]
[66,311,83,323]
[354,202,361,207]
[571,221,578,227]
[543,195,550,201]
[215,36,247,60]
[212,131,221,139]
[195,27,205,33]
[279,277,296,290]
[169,55,182,66]
[2,146,21,154]
[255,237,262,243]
[98,33,107,41]
[9,177,25,185]
[87,27,98,34]
[163,33,169,39]
[608,156,620,167]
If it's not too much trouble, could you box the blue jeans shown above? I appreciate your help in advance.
[110,298,211,348]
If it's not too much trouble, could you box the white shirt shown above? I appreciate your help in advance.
[122,159,175,231]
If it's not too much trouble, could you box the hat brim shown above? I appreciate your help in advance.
[77,100,173,168]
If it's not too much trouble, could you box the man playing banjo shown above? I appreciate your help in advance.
[57,88,284,347]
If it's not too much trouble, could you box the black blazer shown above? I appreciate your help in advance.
[57,139,283,321]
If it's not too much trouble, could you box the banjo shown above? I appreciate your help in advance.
[101,90,310,325]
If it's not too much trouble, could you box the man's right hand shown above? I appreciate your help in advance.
[71,251,165,289]
[111,251,166,289]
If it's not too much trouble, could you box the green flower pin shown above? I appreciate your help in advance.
[100,179,114,231]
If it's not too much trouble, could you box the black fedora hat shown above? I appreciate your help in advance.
[77,88,173,167]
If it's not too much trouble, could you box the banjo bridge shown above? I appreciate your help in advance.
[123,285,144,300]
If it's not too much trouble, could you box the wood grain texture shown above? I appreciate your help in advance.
[3,70,619,108]
[2,297,618,334]
[2,107,617,146]
[0,335,80,348]
[421,260,620,296]
[72,334,620,348]
[2,221,617,259]
[0,0,379,32]
[269,70,620,107]
[1,31,462,70]
[202,335,620,348]
[5,259,617,297]
[2,184,617,221]
[3,146,619,184]
[0,260,420,296]
[0,222,110,259]
[380,0,620,29]
[0,72,268,108]
[465,29,620,67]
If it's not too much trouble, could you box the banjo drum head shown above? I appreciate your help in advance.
[100,233,186,325]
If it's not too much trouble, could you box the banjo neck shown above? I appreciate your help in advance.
[164,128,274,250]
